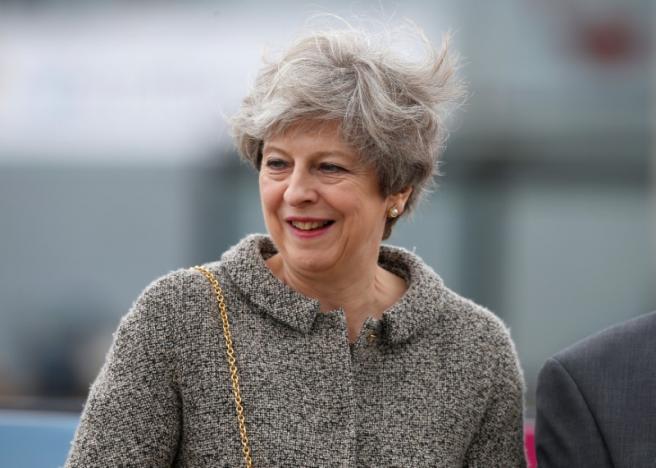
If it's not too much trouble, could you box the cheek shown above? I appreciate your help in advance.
[259,178,279,212]
[353,188,387,219]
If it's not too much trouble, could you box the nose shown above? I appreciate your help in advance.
[283,168,318,206]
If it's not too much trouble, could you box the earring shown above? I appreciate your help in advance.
[388,206,400,219]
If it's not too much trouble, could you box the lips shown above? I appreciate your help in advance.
[285,217,335,234]
[290,220,333,231]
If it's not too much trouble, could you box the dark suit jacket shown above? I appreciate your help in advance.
[536,311,656,467]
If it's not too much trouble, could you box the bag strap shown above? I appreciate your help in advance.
[193,266,253,468]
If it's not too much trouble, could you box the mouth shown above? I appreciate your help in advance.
[288,220,334,231]
[285,218,335,236]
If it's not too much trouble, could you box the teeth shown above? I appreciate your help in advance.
[291,220,330,230]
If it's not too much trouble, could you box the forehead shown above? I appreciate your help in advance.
[263,120,357,158]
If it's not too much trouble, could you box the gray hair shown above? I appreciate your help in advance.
[231,20,465,239]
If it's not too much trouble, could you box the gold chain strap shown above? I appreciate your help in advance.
[193,266,253,468]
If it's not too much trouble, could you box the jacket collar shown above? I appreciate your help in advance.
[219,234,446,344]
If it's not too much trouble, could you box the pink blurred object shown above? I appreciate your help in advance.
[525,420,537,468]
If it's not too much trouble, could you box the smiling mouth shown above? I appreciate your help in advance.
[288,220,334,231]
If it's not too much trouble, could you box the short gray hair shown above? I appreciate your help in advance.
[231,20,464,239]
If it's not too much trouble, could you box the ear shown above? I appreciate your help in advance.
[387,186,413,215]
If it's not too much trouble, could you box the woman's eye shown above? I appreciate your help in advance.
[265,159,288,170]
[319,163,345,174]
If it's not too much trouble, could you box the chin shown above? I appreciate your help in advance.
[285,251,336,274]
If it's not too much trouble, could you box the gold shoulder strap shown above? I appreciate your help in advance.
[193,266,253,468]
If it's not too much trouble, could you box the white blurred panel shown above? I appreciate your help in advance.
[0,7,275,163]
[0,3,458,165]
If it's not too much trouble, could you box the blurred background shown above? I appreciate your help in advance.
[0,0,654,465]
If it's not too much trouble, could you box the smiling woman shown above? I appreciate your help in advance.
[260,121,412,341]
[65,19,527,468]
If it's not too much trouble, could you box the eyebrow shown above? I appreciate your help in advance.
[261,144,289,157]
[262,144,353,160]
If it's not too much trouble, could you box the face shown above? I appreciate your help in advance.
[259,121,409,276]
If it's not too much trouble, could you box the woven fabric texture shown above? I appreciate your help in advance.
[66,234,526,467]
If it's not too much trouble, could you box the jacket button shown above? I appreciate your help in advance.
[366,332,377,344]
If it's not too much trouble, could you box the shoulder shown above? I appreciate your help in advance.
[381,244,521,381]
[538,311,656,404]
[440,288,514,349]
[550,311,656,371]
[121,262,227,328]
[380,243,518,353]
[124,233,269,326]
[439,288,523,387]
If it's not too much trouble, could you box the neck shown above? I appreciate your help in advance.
[265,253,406,342]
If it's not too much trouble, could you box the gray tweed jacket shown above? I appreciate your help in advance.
[66,234,526,467]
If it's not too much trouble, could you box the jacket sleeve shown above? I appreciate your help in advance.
[65,276,182,467]
[535,357,613,468]
[464,328,527,467]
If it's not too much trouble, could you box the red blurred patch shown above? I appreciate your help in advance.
[579,16,637,63]
[525,420,537,468]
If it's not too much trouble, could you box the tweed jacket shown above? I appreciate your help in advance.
[66,234,526,467]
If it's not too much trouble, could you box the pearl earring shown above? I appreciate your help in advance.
[388,206,400,219]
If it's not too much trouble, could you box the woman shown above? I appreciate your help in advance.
[66,23,526,467]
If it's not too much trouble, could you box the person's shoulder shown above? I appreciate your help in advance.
[380,242,514,346]
[123,261,225,325]
[553,311,656,367]
[440,287,516,351]
[435,287,524,392]
[137,263,221,303]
